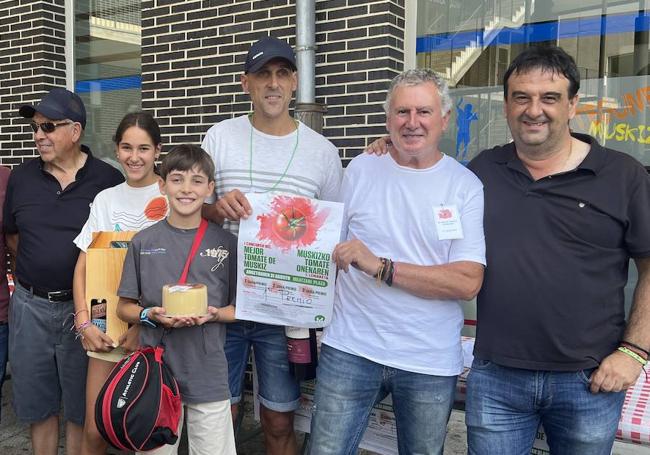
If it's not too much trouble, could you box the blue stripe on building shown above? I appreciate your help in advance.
[75,75,142,93]
[417,11,650,53]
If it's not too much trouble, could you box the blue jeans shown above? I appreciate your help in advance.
[308,344,457,455]
[466,359,626,455]
[225,320,300,412]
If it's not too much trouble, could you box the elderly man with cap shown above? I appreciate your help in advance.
[5,88,123,455]
[201,36,342,454]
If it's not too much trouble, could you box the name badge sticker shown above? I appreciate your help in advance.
[434,205,464,240]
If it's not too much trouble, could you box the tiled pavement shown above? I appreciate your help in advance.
[0,374,468,454]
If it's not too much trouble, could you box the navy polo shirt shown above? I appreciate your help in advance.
[468,133,650,371]
[4,146,124,291]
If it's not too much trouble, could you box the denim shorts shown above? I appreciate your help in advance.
[8,283,88,424]
[225,320,300,412]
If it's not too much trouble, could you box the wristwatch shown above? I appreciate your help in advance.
[139,307,158,328]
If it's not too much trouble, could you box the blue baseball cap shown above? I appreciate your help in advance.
[19,88,87,129]
[244,36,297,74]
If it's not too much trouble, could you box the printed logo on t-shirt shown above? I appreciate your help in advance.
[140,248,166,255]
[113,196,168,232]
[144,196,168,221]
[200,246,230,271]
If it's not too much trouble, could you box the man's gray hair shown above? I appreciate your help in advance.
[383,69,452,116]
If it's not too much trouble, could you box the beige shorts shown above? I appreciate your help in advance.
[137,399,236,455]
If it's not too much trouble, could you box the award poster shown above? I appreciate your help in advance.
[236,193,344,328]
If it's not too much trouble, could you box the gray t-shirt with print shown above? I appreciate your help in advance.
[118,219,237,403]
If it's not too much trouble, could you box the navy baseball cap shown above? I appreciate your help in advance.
[19,88,86,129]
[244,36,297,74]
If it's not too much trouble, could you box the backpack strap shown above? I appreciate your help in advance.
[154,345,164,363]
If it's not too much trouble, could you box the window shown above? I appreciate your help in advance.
[73,0,141,163]
[417,0,650,165]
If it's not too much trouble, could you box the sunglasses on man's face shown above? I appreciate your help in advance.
[29,121,72,134]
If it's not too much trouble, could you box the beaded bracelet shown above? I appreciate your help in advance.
[73,308,89,324]
[617,346,648,366]
[75,320,92,340]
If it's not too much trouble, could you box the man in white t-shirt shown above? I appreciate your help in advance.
[201,36,342,455]
[308,69,486,454]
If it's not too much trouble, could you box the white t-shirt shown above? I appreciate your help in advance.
[321,153,486,376]
[201,115,343,235]
[74,181,168,252]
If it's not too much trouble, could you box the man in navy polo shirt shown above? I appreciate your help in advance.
[5,88,123,455]
[466,46,650,454]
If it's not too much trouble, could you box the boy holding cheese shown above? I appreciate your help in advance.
[117,144,237,455]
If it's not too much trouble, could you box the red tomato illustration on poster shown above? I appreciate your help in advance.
[257,195,330,251]
[236,193,343,328]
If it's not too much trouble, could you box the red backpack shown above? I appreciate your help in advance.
[95,345,182,451]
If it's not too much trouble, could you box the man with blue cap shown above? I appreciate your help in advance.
[202,36,342,454]
[5,87,123,454]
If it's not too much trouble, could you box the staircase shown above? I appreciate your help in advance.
[421,0,532,85]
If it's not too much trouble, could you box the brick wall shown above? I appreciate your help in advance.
[0,1,406,167]
[0,0,67,166]
[142,0,406,165]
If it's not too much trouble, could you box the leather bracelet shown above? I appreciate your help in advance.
[385,260,395,287]
[621,341,649,358]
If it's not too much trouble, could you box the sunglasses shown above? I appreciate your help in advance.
[29,121,72,134]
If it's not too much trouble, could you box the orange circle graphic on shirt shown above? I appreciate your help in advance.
[144,196,168,221]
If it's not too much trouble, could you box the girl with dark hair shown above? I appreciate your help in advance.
[71,111,168,454]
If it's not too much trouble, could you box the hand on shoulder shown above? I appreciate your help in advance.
[365,136,392,156]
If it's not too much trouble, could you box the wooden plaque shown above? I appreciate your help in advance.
[85,231,137,343]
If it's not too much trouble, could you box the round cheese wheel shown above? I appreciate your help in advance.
[162,283,208,316]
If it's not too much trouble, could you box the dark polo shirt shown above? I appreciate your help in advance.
[468,133,650,371]
[4,146,123,292]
